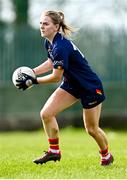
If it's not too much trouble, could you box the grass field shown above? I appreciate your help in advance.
[0,127,127,179]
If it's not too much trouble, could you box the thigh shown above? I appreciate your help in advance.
[42,87,78,116]
[83,103,102,128]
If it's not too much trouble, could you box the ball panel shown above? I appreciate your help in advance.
[12,66,35,89]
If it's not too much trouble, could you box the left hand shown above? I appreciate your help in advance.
[16,73,38,90]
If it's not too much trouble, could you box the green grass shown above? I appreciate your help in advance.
[0,127,127,179]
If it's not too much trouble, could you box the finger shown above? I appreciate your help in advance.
[16,79,23,83]
[16,83,22,87]
[16,85,22,89]
[22,73,32,79]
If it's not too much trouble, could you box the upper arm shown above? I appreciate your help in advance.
[47,58,53,68]
[52,68,64,81]
[47,58,64,82]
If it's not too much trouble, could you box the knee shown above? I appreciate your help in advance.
[40,109,52,122]
[86,127,98,137]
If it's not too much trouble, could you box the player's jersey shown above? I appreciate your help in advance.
[44,32,103,93]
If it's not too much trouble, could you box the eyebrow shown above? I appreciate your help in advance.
[40,21,49,25]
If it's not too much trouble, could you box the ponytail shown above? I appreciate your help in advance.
[57,11,74,37]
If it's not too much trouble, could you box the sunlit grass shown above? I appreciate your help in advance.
[0,127,127,179]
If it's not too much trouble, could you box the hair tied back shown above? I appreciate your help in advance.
[57,11,64,22]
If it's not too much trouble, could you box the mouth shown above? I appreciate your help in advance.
[40,31,46,37]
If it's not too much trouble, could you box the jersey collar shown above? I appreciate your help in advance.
[52,32,62,44]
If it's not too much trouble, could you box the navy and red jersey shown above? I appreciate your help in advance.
[44,32,103,94]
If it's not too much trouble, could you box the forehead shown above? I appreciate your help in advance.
[40,15,52,23]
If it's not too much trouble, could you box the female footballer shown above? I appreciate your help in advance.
[17,10,113,166]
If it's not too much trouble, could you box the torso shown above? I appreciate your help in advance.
[44,32,103,93]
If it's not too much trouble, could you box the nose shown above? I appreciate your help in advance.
[40,25,43,30]
[40,23,44,30]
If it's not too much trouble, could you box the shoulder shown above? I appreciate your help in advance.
[59,34,71,46]
[54,36,72,52]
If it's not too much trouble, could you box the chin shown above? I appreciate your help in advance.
[41,33,45,37]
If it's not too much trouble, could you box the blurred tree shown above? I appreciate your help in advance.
[56,0,68,6]
[0,0,1,20]
[12,0,28,24]
[0,0,5,26]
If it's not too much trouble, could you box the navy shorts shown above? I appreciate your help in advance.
[60,80,105,109]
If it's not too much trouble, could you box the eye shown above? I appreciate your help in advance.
[43,22,49,26]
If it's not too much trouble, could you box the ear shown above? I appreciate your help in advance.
[55,24,60,31]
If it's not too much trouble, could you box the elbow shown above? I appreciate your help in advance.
[53,76,61,83]
[52,69,63,83]
[52,74,62,82]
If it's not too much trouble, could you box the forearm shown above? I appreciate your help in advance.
[33,59,53,75]
[37,74,60,84]
[37,69,64,84]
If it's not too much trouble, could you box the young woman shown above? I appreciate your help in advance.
[16,11,113,166]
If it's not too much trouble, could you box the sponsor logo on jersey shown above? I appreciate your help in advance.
[88,101,97,105]
[53,60,64,69]
[53,60,63,66]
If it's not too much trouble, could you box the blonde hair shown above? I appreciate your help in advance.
[43,10,75,37]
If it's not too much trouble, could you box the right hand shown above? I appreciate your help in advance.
[16,73,38,90]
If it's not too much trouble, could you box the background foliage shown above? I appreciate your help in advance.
[0,0,127,130]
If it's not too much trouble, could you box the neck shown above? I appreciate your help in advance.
[47,32,58,44]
